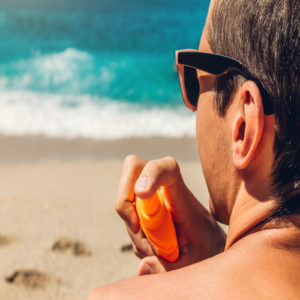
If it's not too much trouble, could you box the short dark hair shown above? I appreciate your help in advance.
[208,0,300,213]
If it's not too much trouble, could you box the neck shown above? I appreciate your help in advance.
[225,114,300,250]
[225,182,277,249]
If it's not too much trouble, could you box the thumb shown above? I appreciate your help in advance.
[134,156,184,202]
[137,256,166,276]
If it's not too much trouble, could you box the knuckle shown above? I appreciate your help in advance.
[123,154,146,170]
[115,201,123,215]
[132,238,152,258]
[148,156,178,171]
[122,155,147,179]
[115,191,126,215]
[115,201,130,222]
[123,154,139,166]
[145,159,159,171]
[133,244,143,258]
[143,156,180,182]
[164,156,179,169]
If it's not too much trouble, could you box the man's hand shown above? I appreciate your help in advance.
[116,155,226,275]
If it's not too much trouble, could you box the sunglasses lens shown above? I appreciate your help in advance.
[184,66,199,108]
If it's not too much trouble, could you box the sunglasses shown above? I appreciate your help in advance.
[175,49,274,115]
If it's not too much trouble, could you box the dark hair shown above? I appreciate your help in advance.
[208,0,300,212]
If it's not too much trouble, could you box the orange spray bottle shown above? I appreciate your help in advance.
[135,189,179,262]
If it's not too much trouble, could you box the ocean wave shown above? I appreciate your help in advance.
[0,47,180,104]
[0,48,96,91]
[0,91,195,139]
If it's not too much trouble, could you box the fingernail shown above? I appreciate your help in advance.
[143,264,152,275]
[135,176,149,191]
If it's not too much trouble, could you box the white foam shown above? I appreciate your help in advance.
[0,91,196,140]
[0,48,97,91]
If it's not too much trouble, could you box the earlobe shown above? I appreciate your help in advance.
[232,82,264,170]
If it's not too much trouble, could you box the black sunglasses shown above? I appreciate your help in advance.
[175,49,274,115]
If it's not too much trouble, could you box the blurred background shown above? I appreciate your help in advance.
[0,1,210,299]
[0,0,208,139]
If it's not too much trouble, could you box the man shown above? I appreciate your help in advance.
[86,0,299,298]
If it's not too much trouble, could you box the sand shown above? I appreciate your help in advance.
[0,135,211,300]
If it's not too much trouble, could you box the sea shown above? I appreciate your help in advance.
[0,0,209,139]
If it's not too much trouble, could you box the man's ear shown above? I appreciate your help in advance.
[232,81,264,170]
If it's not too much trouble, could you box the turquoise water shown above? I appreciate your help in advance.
[0,0,209,139]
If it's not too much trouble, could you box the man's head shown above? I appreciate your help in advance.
[193,0,299,222]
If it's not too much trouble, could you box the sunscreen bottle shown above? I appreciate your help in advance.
[135,189,179,262]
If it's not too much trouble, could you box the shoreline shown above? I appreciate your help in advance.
[0,134,199,164]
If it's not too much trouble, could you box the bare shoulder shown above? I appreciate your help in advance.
[86,235,300,300]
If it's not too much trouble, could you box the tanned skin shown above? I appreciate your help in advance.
[86,1,300,298]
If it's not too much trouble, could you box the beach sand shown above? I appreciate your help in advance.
[0,135,212,299]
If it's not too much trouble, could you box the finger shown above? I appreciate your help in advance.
[134,156,199,226]
[134,156,183,198]
[137,256,165,276]
[134,156,189,216]
[116,155,147,233]
[126,225,154,258]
